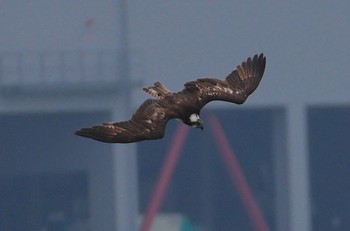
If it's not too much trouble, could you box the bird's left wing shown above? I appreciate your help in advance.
[183,54,266,109]
[75,99,169,143]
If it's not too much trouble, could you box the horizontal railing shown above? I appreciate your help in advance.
[0,50,123,87]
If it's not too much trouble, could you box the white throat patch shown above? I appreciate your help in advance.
[189,114,200,123]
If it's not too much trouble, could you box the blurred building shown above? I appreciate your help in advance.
[1,1,350,231]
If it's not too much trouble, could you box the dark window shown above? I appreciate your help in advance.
[309,106,350,231]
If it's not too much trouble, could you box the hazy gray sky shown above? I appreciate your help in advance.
[127,1,350,106]
[1,1,349,106]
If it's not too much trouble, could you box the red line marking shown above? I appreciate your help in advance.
[140,124,190,231]
[208,114,270,231]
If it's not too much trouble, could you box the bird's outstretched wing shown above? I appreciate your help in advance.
[183,54,266,109]
[75,99,169,143]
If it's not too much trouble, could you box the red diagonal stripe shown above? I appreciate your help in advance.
[208,114,270,231]
[140,124,189,231]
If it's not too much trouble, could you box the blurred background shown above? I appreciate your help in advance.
[1,1,350,231]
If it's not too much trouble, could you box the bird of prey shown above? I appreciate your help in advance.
[75,54,266,143]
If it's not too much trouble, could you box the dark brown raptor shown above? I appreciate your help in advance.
[75,54,266,143]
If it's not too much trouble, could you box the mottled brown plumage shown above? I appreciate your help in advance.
[75,54,266,143]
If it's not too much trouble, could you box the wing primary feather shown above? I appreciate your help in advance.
[182,53,266,107]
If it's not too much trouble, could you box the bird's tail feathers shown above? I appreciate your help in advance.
[143,82,172,99]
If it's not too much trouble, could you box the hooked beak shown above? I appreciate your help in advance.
[198,119,204,131]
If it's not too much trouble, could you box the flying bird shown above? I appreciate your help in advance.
[75,54,266,143]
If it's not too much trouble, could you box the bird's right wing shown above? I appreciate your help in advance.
[75,99,169,143]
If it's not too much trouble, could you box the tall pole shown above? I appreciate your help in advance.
[112,1,138,231]
[119,0,130,92]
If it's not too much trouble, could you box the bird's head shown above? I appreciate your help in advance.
[188,113,204,130]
